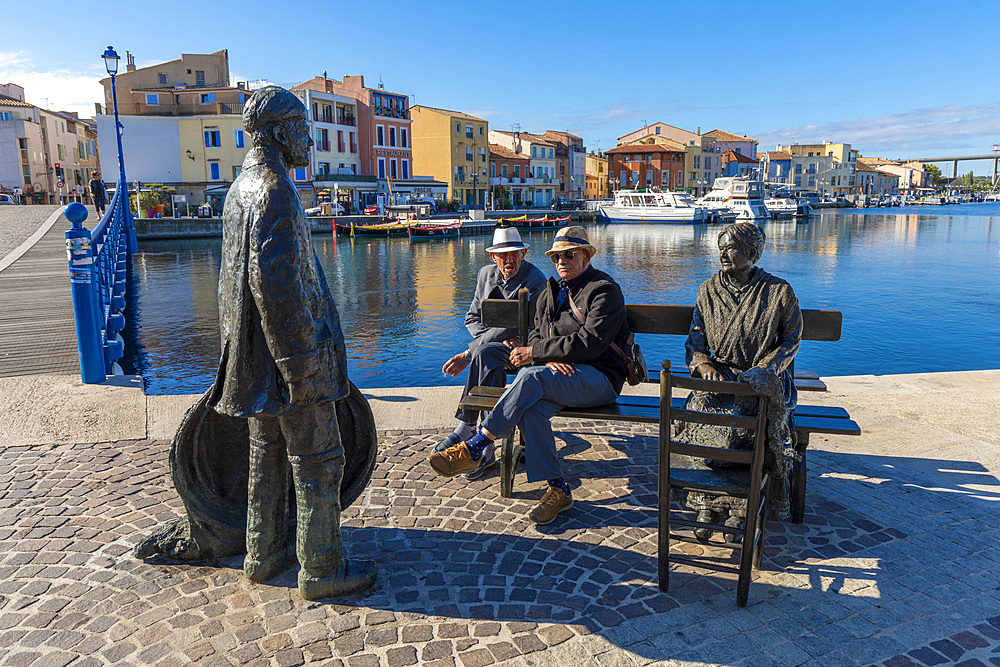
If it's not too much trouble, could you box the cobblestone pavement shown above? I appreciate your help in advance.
[0,206,62,261]
[1,421,998,666]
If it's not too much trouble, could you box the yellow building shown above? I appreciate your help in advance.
[410,105,488,207]
[585,151,608,199]
[178,115,250,184]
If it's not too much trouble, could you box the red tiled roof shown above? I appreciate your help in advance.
[0,94,34,108]
[605,144,684,155]
[489,144,527,160]
[704,129,758,144]
[722,150,758,164]
[410,104,486,122]
[763,151,792,160]
[129,86,246,93]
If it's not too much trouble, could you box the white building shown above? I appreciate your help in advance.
[488,130,557,206]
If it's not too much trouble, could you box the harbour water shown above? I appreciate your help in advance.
[123,205,1000,395]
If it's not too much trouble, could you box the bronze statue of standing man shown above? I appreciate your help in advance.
[209,85,375,600]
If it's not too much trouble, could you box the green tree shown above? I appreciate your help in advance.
[925,164,942,185]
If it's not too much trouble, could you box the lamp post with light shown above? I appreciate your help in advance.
[102,46,137,251]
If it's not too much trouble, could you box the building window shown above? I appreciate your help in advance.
[349,132,357,153]
[549,148,554,158]
[794,176,802,186]
[209,162,221,180]
[677,171,683,187]
[337,130,345,152]
[390,159,397,180]
[316,128,329,152]
[514,165,520,177]
[158,73,167,84]
[401,159,409,179]
[234,130,244,148]
[200,93,216,104]
[401,128,408,148]
[378,158,386,179]
[531,146,537,158]
[466,146,473,162]
[655,127,661,135]
[376,125,384,146]
[808,176,815,186]
[389,127,396,147]
[795,164,802,174]
[196,71,205,86]
[479,147,486,163]
[146,94,159,105]
[466,124,473,139]
[294,168,307,181]
[318,162,330,175]
[455,122,460,133]
[204,130,221,148]
[478,126,484,135]
[501,164,508,177]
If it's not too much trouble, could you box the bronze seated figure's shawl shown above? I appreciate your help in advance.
[681,266,803,521]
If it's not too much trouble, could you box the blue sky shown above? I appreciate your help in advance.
[5,0,1000,172]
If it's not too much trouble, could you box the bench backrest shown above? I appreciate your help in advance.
[481,289,842,342]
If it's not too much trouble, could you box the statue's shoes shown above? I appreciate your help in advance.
[244,543,296,583]
[299,558,377,600]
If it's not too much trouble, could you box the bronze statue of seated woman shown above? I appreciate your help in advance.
[679,221,803,537]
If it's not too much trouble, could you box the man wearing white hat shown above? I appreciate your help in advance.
[429,226,632,525]
[437,225,546,479]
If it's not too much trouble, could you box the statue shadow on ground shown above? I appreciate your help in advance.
[362,394,419,403]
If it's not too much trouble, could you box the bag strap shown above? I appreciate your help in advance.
[566,291,634,362]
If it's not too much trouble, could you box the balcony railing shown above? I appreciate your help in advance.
[337,116,356,126]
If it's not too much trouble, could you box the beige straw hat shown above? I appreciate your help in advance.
[544,225,597,257]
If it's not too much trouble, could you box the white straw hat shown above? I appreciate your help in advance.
[486,226,529,253]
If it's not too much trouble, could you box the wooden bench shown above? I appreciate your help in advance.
[457,289,861,523]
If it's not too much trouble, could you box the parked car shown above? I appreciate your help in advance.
[363,205,379,215]
[406,197,438,214]
[551,198,585,211]
[0,193,19,205]
[305,202,345,216]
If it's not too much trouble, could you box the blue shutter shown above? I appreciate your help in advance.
[210,163,220,179]
[204,131,211,147]
[214,131,221,147]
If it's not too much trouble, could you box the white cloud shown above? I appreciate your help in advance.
[0,51,105,118]
[758,104,1000,157]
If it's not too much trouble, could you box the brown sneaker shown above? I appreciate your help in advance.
[428,442,476,477]
[529,486,574,525]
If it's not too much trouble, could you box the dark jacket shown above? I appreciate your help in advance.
[209,145,350,417]
[528,265,629,393]
[465,260,546,354]
[89,178,106,202]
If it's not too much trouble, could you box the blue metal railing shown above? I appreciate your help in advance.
[64,182,137,383]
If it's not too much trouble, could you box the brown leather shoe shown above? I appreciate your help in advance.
[428,442,476,477]
[529,486,574,525]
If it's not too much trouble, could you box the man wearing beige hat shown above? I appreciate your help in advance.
[436,225,546,479]
[429,226,632,524]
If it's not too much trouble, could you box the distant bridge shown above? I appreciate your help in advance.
[897,153,1000,183]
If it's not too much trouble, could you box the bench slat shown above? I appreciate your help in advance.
[466,386,853,422]
[791,415,861,436]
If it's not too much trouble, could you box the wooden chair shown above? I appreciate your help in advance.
[657,360,770,608]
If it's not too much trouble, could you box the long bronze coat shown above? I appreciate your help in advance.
[210,145,349,417]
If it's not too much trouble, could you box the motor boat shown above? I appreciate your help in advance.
[697,176,769,221]
[598,188,708,223]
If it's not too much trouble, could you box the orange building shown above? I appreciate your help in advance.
[604,144,685,191]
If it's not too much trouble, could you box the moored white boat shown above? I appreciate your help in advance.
[598,188,708,223]
[697,176,769,221]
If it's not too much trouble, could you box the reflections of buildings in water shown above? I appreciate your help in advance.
[124,207,1000,394]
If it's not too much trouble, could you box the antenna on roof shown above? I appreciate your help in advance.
[377,75,384,90]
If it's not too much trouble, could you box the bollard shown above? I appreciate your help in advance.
[64,203,106,383]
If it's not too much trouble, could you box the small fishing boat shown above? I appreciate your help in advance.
[334,219,417,236]
[408,220,463,237]
[500,214,572,229]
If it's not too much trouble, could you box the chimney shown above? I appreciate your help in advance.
[697,127,701,135]
[126,51,136,72]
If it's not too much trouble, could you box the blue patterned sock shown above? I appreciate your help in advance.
[465,430,494,461]
[548,477,571,496]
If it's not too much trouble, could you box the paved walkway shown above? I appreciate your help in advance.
[1,371,999,666]
[0,205,87,378]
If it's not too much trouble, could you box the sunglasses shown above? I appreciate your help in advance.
[549,249,578,263]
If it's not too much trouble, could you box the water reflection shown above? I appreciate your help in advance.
[125,207,1000,395]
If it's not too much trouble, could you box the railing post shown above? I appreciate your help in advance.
[64,203,106,383]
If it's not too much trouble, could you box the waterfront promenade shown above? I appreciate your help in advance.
[3,209,1000,665]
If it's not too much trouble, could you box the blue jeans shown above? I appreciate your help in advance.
[481,365,618,482]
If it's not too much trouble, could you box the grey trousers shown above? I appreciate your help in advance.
[247,401,344,580]
[455,341,512,424]
[481,365,618,482]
